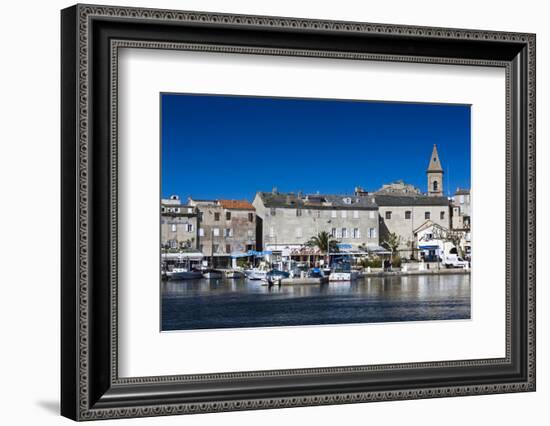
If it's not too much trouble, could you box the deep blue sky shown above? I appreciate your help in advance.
[161,94,470,201]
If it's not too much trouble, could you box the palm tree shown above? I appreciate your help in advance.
[306,231,339,255]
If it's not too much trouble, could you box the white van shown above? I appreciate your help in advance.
[441,243,469,268]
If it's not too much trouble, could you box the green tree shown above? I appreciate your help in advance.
[382,232,401,254]
[446,232,465,258]
[306,231,339,254]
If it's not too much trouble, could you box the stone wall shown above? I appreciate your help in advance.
[196,204,255,257]
[160,214,199,250]
[253,195,379,249]
[378,205,451,254]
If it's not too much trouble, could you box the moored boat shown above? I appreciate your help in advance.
[246,268,269,280]
[225,269,245,279]
[265,269,290,283]
[279,276,329,285]
[307,267,325,279]
[328,270,360,282]
[202,269,223,279]
[166,267,203,280]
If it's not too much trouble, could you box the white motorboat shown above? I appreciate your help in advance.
[328,270,360,282]
[202,269,223,279]
[245,268,269,280]
[225,270,245,279]
[166,267,203,280]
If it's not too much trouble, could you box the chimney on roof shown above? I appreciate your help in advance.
[355,186,368,196]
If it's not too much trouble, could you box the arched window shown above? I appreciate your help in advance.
[433,181,439,192]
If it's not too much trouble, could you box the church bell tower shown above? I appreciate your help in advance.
[427,144,444,197]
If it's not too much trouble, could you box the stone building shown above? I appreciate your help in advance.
[160,195,199,250]
[187,198,221,259]
[253,190,379,255]
[372,144,451,257]
[427,144,444,197]
[376,180,421,196]
[217,199,257,256]
[188,197,256,267]
[451,188,471,230]
[375,194,451,255]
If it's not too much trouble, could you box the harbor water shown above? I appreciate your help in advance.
[161,273,470,331]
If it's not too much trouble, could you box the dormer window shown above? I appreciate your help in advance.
[343,197,352,205]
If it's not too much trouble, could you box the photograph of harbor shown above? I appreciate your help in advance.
[160,93,472,331]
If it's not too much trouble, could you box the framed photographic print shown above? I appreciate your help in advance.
[61,4,536,421]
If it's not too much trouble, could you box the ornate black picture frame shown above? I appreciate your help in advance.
[61,4,536,421]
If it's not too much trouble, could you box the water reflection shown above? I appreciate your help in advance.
[161,274,471,331]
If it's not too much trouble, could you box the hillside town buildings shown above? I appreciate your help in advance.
[160,195,199,250]
[160,144,471,263]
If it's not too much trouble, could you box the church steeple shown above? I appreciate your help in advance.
[427,144,444,196]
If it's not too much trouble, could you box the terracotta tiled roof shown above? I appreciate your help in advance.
[218,199,255,210]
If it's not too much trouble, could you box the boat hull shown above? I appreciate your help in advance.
[167,271,203,280]
[225,270,245,279]
[247,270,268,280]
[203,271,223,279]
[328,271,360,282]
[279,277,328,285]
